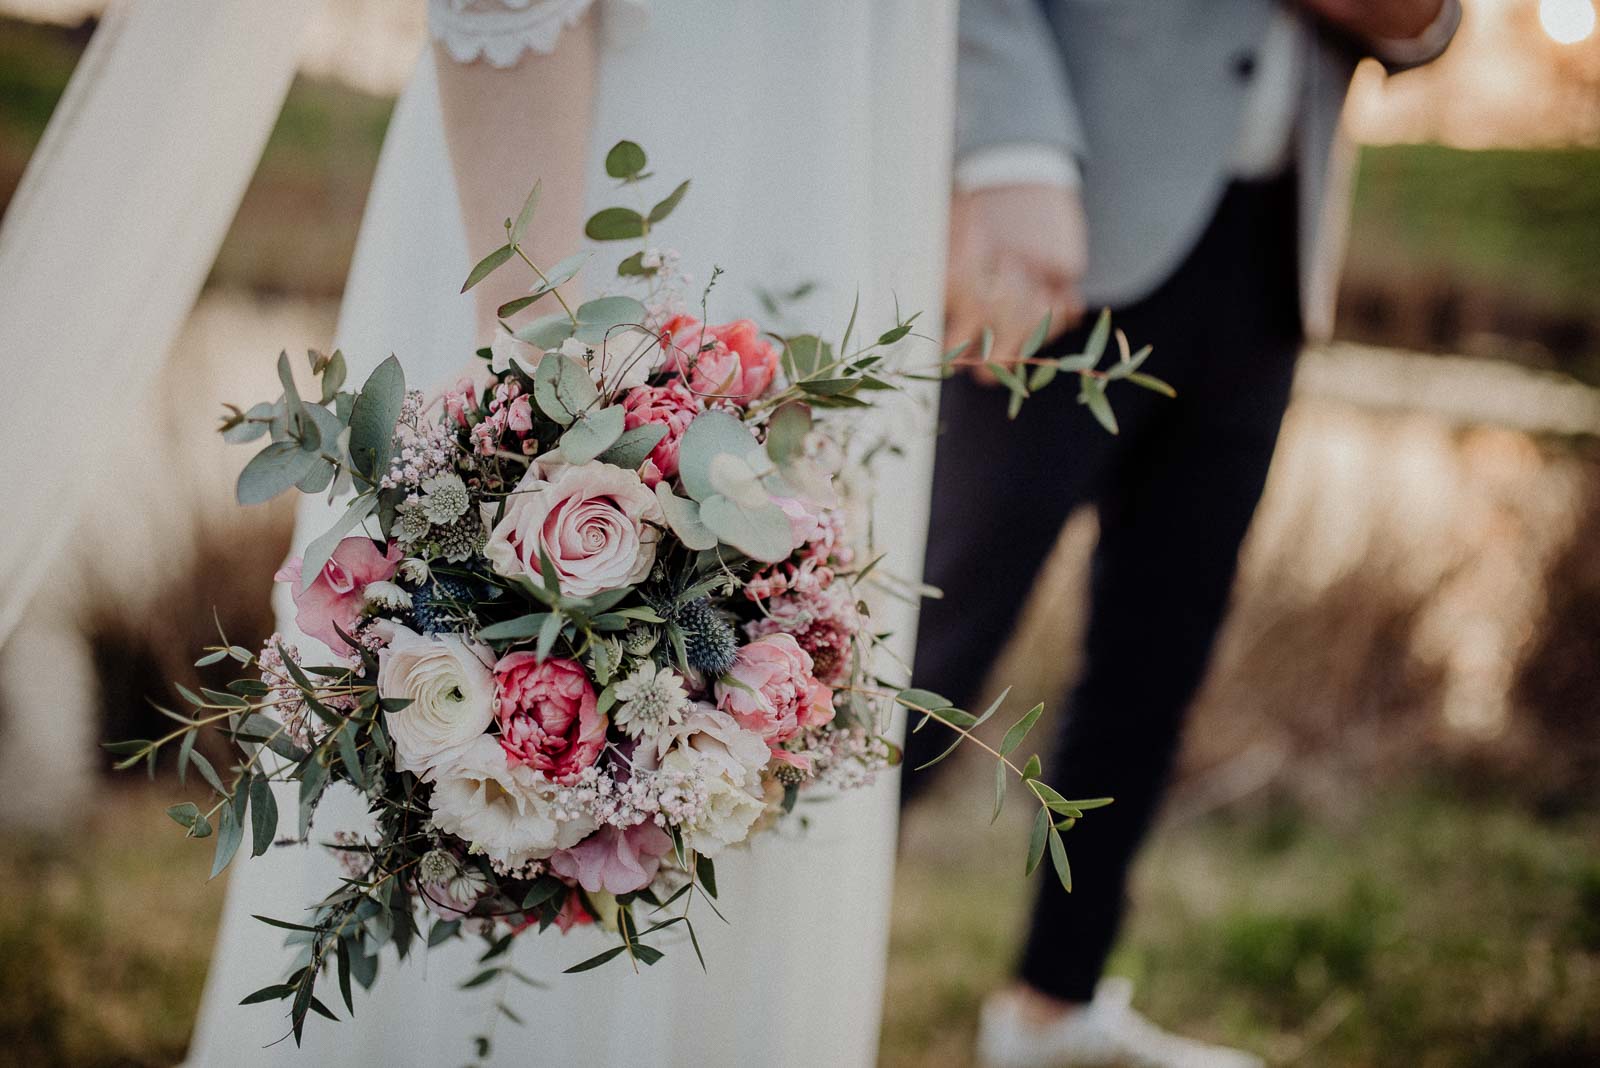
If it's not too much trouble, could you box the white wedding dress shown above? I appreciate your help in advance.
[183,3,954,1066]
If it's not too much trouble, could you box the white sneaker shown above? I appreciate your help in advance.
[976,978,1264,1068]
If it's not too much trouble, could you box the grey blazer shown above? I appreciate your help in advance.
[956,0,1460,338]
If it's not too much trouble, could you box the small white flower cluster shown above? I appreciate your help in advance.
[485,854,547,880]
[382,390,462,491]
[257,633,314,747]
[331,831,376,880]
[808,728,893,791]
[544,759,712,833]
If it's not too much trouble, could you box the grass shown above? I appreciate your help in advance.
[886,779,1600,1067]
[2,780,1597,1066]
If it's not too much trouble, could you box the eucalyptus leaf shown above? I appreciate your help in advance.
[676,410,764,502]
[298,494,377,593]
[248,775,278,857]
[1084,308,1112,361]
[236,441,318,506]
[574,295,647,345]
[1080,377,1119,435]
[654,485,718,551]
[782,335,833,381]
[596,423,667,469]
[508,180,541,245]
[1048,827,1072,892]
[604,140,647,179]
[211,800,243,880]
[699,496,793,563]
[1000,702,1045,756]
[516,312,576,351]
[461,244,513,293]
[559,406,626,465]
[1025,806,1050,877]
[533,354,597,426]
[347,356,405,481]
[585,207,646,241]
[648,180,690,224]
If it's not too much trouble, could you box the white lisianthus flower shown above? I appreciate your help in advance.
[660,746,766,857]
[655,701,771,776]
[489,330,541,376]
[425,736,596,868]
[374,621,495,774]
[595,327,661,392]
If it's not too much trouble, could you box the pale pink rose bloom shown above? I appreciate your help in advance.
[714,633,835,746]
[620,379,699,481]
[494,653,607,783]
[549,822,673,895]
[274,537,400,655]
[483,461,663,598]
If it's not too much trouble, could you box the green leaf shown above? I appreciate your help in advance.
[461,243,514,293]
[477,613,556,641]
[564,944,629,974]
[559,406,626,465]
[616,251,653,277]
[347,356,406,481]
[1048,827,1072,892]
[1029,361,1060,392]
[647,179,690,224]
[699,496,794,562]
[240,983,297,1005]
[1105,343,1152,380]
[1026,806,1050,876]
[167,801,202,829]
[1019,312,1053,361]
[585,207,646,241]
[533,353,598,426]
[654,485,718,551]
[521,875,566,910]
[764,401,812,465]
[248,776,278,857]
[991,761,1007,824]
[1022,754,1042,781]
[210,800,243,880]
[574,295,648,344]
[695,853,718,898]
[536,612,564,662]
[894,688,954,713]
[676,410,764,502]
[1000,702,1045,756]
[516,312,576,351]
[604,140,647,179]
[597,423,667,469]
[236,441,317,506]
[508,180,541,245]
[459,968,502,990]
[1126,372,1176,398]
[1083,308,1112,362]
[783,335,833,381]
[1080,377,1119,435]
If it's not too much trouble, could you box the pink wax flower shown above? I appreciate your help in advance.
[620,379,700,482]
[549,822,673,895]
[714,633,835,746]
[494,653,607,782]
[274,537,400,655]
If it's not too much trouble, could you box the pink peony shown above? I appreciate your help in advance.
[620,379,700,484]
[494,653,607,782]
[274,537,400,655]
[745,584,860,686]
[707,319,779,399]
[483,461,663,598]
[549,822,673,895]
[714,633,834,746]
[659,314,776,404]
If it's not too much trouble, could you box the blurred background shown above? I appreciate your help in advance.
[1,2,1598,1065]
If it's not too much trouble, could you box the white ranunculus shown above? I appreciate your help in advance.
[655,701,771,779]
[661,745,767,857]
[425,736,597,868]
[375,622,495,774]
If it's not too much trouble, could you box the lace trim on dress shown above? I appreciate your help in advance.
[428,0,600,66]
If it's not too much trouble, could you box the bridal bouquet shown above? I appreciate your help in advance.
[111,142,1156,1047]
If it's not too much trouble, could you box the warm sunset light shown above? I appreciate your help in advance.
[1540,0,1598,44]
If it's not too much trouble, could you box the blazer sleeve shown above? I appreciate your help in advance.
[955,0,1088,163]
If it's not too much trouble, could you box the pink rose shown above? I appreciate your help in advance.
[494,653,607,782]
[549,822,673,895]
[621,379,699,483]
[708,319,779,399]
[274,537,400,655]
[659,314,775,404]
[714,633,834,746]
[483,461,663,598]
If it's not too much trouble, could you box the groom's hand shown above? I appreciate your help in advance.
[945,185,1088,386]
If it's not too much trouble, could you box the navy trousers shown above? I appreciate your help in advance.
[902,173,1302,1001]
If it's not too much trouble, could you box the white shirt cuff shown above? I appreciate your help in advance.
[1369,2,1457,67]
[954,143,1082,192]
